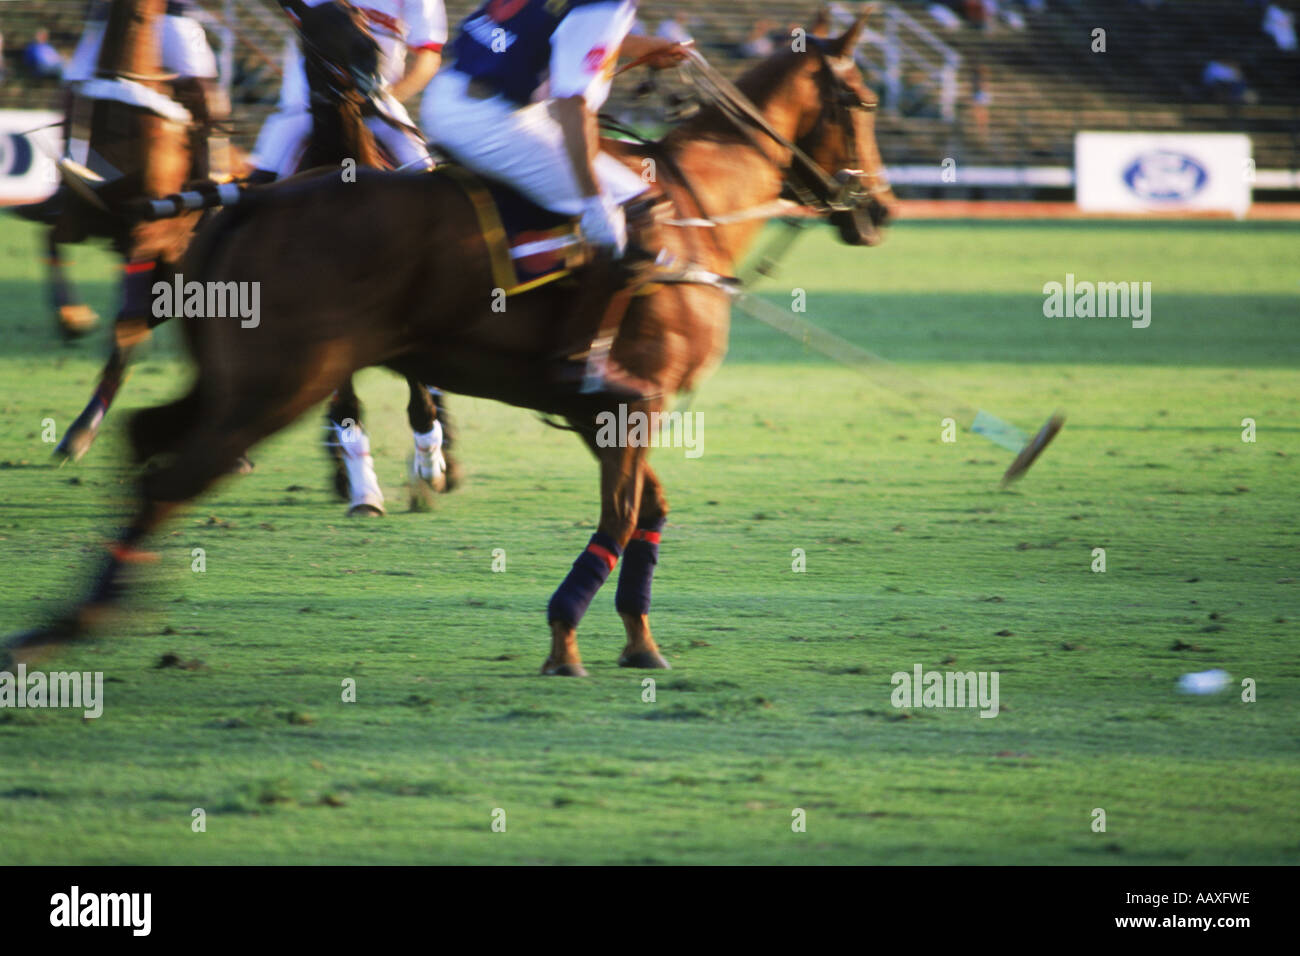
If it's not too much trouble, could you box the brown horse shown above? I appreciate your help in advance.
[21,0,223,343]
[32,0,209,463]
[3,14,896,676]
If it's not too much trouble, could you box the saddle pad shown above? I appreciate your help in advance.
[435,164,581,295]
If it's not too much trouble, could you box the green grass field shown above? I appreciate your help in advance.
[0,216,1296,864]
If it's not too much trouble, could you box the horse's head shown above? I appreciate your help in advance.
[282,0,383,103]
[785,10,899,245]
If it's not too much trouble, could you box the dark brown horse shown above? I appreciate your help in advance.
[271,0,460,512]
[3,13,896,676]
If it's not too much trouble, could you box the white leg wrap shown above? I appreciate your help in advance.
[331,421,384,512]
[412,421,445,484]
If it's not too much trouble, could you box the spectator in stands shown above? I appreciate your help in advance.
[22,28,64,80]
[900,70,941,119]
[1202,59,1258,105]
[1263,3,1298,52]
[739,20,777,59]
[0,30,7,84]
[656,14,693,45]
[964,0,992,31]
[970,62,991,141]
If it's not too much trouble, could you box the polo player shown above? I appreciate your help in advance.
[422,0,687,398]
[65,0,230,181]
[249,0,447,180]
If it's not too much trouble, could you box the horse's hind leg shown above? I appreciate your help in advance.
[430,387,462,491]
[405,377,447,510]
[325,376,385,516]
[46,230,98,340]
[614,462,671,670]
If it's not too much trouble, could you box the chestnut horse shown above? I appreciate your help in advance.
[29,0,204,463]
[19,0,221,344]
[3,14,896,676]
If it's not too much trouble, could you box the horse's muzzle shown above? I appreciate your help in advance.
[831,195,891,247]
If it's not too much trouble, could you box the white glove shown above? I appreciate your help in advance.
[579,193,627,257]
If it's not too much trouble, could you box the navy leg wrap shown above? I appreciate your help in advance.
[547,531,622,628]
[118,259,156,324]
[615,518,664,617]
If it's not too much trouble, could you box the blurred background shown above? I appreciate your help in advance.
[1,0,1298,208]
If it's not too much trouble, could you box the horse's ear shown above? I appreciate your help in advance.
[278,0,307,17]
[826,4,878,57]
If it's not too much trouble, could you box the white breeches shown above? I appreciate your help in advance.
[421,68,647,216]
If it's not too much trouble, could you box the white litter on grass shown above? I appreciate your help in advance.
[1177,669,1231,695]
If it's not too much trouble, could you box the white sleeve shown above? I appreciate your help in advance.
[405,0,448,51]
[65,21,107,83]
[548,0,636,102]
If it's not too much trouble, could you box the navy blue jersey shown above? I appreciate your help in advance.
[450,0,630,104]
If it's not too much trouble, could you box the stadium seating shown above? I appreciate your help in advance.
[1,1,1296,176]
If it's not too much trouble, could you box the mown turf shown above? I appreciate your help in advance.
[0,216,1296,864]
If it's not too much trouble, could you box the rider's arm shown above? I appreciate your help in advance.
[551,95,601,198]
[618,33,689,66]
[548,2,643,198]
[392,0,446,102]
[391,47,440,102]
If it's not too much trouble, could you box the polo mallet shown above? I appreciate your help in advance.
[733,225,1064,486]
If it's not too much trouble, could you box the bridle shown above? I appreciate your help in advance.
[676,45,889,219]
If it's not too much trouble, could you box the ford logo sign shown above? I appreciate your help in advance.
[1122,151,1208,201]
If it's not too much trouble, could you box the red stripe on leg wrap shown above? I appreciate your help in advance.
[123,261,154,275]
[586,543,618,571]
[631,529,661,544]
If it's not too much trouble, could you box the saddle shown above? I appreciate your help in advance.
[432,164,737,299]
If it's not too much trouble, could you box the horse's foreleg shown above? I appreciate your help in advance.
[325,377,385,515]
[53,257,157,462]
[543,415,648,676]
[0,498,181,670]
[46,230,98,339]
[4,355,348,669]
[615,462,671,670]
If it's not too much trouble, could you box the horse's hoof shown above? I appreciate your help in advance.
[2,618,81,669]
[442,455,463,493]
[541,661,589,677]
[229,455,254,475]
[407,455,440,512]
[53,430,93,463]
[408,486,435,513]
[618,650,671,670]
[347,503,385,518]
[57,305,98,339]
